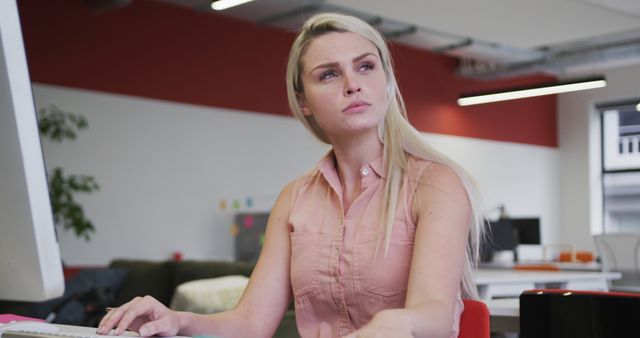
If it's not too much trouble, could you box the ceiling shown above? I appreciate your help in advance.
[156,0,640,80]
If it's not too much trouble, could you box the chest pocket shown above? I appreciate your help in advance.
[290,231,327,298]
[353,220,415,304]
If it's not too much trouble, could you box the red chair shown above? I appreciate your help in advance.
[458,299,490,338]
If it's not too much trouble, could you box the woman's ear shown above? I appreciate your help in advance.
[297,94,312,116]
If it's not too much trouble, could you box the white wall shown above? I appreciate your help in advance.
[424,133,560,246]
[558,64,640,251]
[35,84,329,265]
[34,84,560,265]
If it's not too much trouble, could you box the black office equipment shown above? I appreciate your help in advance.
[234,212,269,264]
[481,217,541,262]
[512,218,541,245]
[520,289,640,338]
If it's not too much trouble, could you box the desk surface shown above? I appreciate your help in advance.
[476,269,621,285]
[485,298,519,317]
[485,298,520,333]
[480,261,602,271]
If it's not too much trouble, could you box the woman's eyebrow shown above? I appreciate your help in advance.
[352,52,377,63]
[308,52,378,75]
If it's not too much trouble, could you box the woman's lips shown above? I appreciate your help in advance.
[342,101,371,114]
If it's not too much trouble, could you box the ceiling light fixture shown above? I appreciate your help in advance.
[457,76,607,106]
[210,0,254,11]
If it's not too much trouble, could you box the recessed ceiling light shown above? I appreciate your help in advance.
[458,76,607,106]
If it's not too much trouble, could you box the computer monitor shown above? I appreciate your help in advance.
[0,0,65,301]
[481,217,541,262]
[511,218,541,245]
[480,219,517,262]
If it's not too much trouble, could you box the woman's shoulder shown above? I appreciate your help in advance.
[405,154,436,179]
[285,165,323,196]
[406,155,464,192]
[295,166,321,184]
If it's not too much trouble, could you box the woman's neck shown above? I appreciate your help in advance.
[330,132,383,209]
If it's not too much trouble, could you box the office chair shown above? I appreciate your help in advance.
[520,289,640,338]
[593,233,640,293]
[458,299,490,338]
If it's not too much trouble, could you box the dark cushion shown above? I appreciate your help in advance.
[27,268,128,326]
[109,259,174,306]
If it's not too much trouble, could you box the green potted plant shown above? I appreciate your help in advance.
[38,105,100,241]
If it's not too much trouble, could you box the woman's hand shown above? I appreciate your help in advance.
[342,309,414,338]
[97,295,182,337]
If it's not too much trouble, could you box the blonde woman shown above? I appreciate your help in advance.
[98,13,485,338]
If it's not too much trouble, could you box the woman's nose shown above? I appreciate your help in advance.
[344,74,362,96]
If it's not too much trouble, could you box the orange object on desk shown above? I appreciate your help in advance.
[514,264,561,271]
[559,251,594,263]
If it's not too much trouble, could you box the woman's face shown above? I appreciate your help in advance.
[298,31,388,141]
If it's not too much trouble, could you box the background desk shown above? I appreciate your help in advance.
[480,261,602,271]
[476,269,621,301]
[485,298,519,333]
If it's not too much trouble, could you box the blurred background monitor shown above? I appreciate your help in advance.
[512,218,541,245]
[481,217,541,262]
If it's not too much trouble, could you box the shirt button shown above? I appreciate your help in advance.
[335,276,340,283]
[360,167,369,176]
[334,248,340,255]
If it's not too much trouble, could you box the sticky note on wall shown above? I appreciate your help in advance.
[243,215,254,228]
[230,224,239,237]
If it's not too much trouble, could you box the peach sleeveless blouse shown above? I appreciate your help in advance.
[288,152,463,338]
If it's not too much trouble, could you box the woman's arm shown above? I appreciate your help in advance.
[184,179,297,337]
[99,180,297,338]
[344,163,471,338]
[401,163,471,337]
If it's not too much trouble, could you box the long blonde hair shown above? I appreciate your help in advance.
[285,13,485,300]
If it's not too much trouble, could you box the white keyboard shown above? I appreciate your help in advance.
[0,321,137,338]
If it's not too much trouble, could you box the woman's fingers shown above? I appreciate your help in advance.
[97,297,141,334]
[138,314,178,337]
[97,296,164,335]
[115,296,163,335]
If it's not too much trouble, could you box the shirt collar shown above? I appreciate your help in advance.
[368,154,386,179]
[317,150,386,180]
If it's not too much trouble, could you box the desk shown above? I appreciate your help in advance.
[476,269,621,301]
[485,298,519,333]
[480,261,602,271]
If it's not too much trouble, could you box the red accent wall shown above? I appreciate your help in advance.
[17,0,557,147]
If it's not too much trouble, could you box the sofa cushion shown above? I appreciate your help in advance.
[170,275,249,313]
[109,259,174,306]
[171,260,254,291]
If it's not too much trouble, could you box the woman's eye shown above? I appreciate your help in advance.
[320,70,337,80]
[359,62,374,72]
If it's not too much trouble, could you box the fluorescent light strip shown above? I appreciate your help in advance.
[211,0,254,11]
[457,78,607,106]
